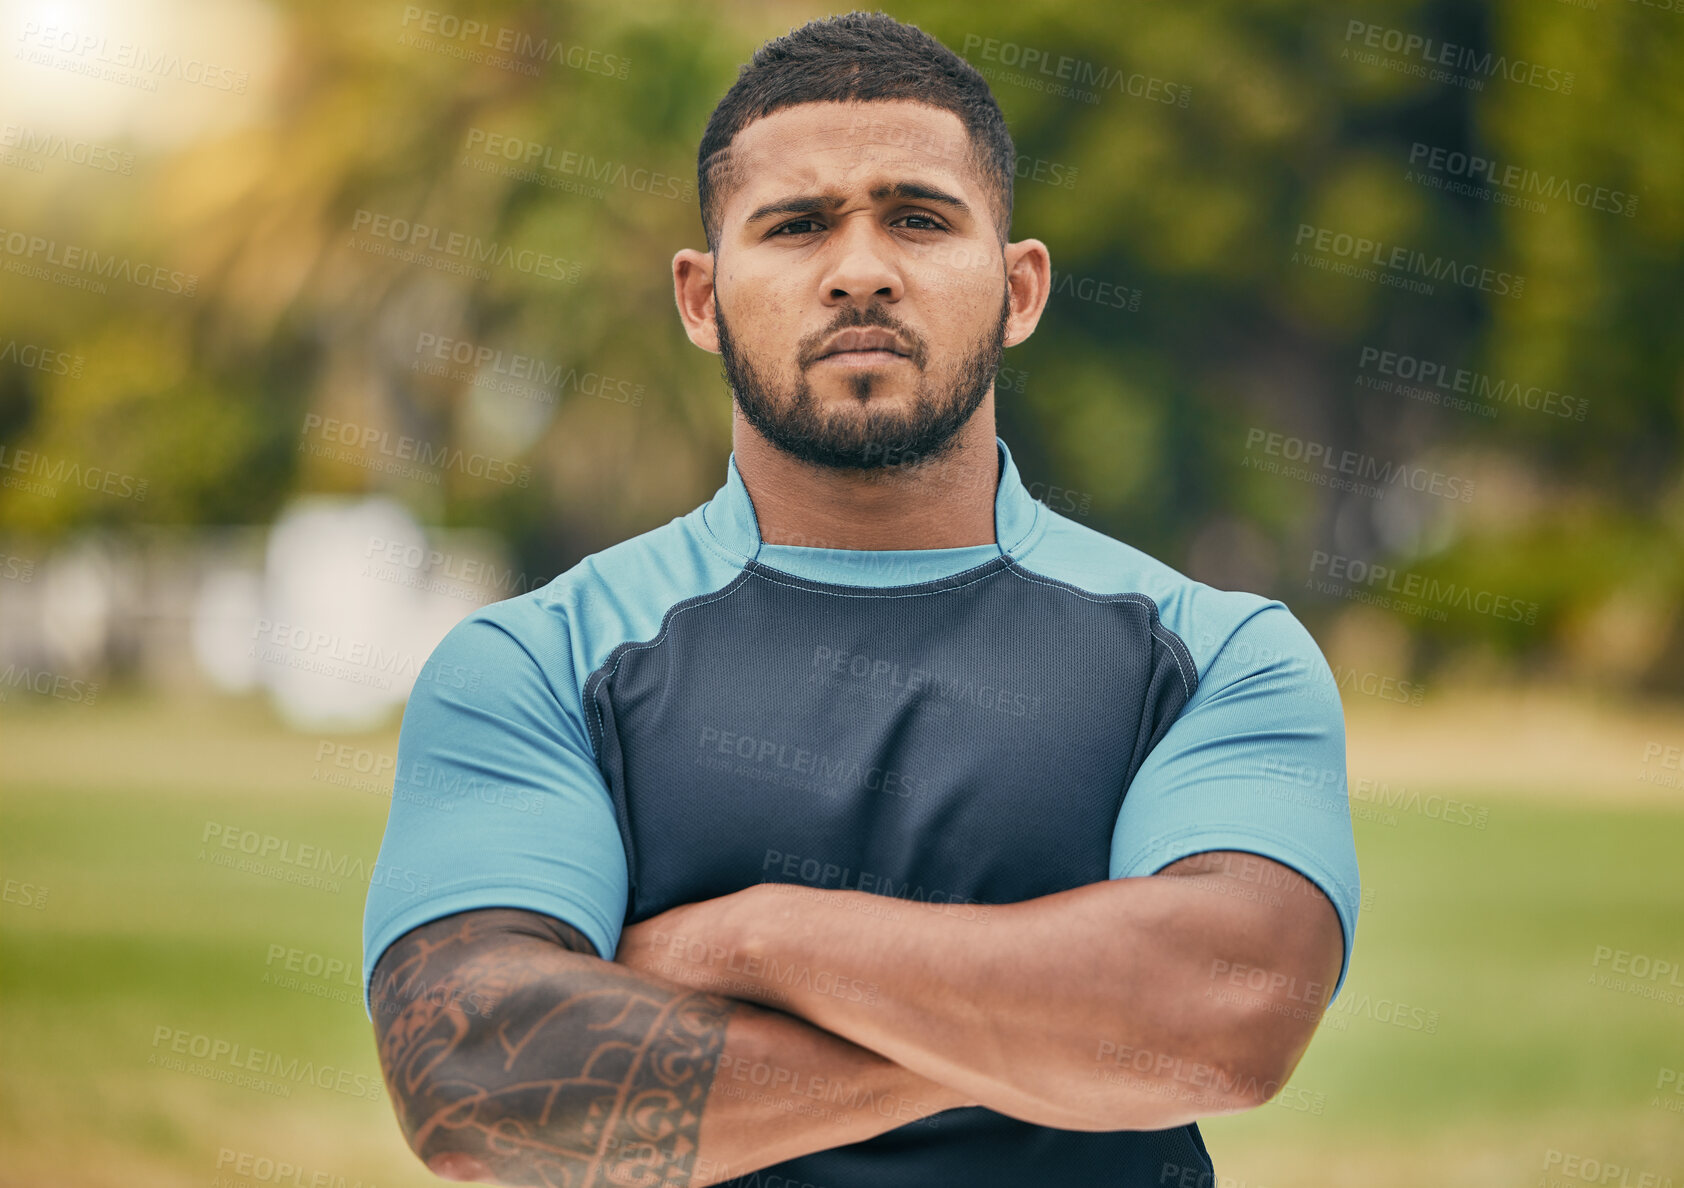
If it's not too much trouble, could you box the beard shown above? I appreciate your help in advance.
[717,284,1010,472]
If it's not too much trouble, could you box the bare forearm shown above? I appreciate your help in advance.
[701,997,973,1177]
[370,909,971,1187]
[623,865,1340,1130]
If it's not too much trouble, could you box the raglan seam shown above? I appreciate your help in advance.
[999,559,1198,698]
[584,569,755,751]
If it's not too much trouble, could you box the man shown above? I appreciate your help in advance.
[362,12,1359,1187]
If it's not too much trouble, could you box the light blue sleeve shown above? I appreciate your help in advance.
[1109,601,1361,1002]
[360,602,629,1020]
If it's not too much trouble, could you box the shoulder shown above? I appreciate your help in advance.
[1013,509,1327,686]
[424,510,746,685]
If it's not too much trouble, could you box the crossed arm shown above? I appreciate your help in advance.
[369,851,1344,1186]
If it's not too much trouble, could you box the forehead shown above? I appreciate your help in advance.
[721,100,981,213]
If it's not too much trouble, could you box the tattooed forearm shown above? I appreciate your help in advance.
[370,908,737,1187]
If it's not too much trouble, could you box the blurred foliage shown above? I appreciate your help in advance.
[0,0,1679,689]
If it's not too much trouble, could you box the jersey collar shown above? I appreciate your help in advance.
[701,435,1043,566]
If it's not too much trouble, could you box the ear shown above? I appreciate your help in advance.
[1001,237,1051,349]
[673,248,719,354]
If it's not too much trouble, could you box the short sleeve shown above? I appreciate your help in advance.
[360,606,629,1020]
[1109,603,1361,1002]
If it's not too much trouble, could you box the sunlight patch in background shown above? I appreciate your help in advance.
[0,0,280,150]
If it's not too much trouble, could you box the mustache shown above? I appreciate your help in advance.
[796,306,929,370]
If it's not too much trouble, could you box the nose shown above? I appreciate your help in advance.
[818,216,903,308]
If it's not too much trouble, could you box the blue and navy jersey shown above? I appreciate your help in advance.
[362,435,1360,1187]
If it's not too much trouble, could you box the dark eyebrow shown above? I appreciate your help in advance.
[743,182,972,227]
[869,181,972,217]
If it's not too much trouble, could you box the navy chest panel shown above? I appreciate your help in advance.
[585,558,1193,924]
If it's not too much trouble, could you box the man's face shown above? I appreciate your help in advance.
[707,100,1012,472]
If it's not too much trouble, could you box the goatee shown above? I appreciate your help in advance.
[718,287,1010,472]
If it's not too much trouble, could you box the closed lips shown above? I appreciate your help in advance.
[818,329,907,357]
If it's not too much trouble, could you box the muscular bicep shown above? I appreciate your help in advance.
[1156,849,1345,1076]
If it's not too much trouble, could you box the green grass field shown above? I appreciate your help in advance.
[2,695,1680,1187]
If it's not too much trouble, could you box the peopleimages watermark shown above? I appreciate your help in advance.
[1292,223,1524,299]
[1014,152,1079,190]
[15,20,250,93]
[0,446,147,502]
[362,534,555,604]
[697,724,930,801]
[312,736,542,819]
[762,849,994,922]
[1404,142,1636,218]
[1307,550,1540,625]
[810,644,1047,721]
[199,820,433,896]
[1355,346,1590,422]
[1341,20,1576,94]
[149,1024,381,1101]
[409,331,644,408]
[299,413,530,488]
[847,117,1079,189]
[1655,1067,1684,1114]
[0,664,101,706]
[213,1146,383,1188]
[397,7,629,79]
[1589,944,1684,1006]
[0,337,84,379]
[0,551,35,582]
[1160,1163,1280,1188]
[1091,1038,1283,1111]
[248,616,483,694]
[960,34,1192,108]
[1049,267,1143,311]
[1638,740,1683,789]
[459,128,690,201]
[1556,0,1684,13]
[261,943,366,1012]
[1541,1149,1675,1188]
[713,1051,949,1130]
[0,226,198,296]
[1349,777,1491,830]
[2,878,50,911]
[1243,428,1475,502]
[641,926,881,1008]
[1322,988,1439,1036]
[346,209,582,284]
[1,123,134,176]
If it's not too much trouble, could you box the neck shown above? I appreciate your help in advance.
[731,399,1000,551]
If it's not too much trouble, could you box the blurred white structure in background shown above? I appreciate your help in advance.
[254,497,429,730]
[38,541,114,675]
[190,567,265,695]
[0,498,521,731]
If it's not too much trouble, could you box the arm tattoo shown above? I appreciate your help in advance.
[371,909,737,1187]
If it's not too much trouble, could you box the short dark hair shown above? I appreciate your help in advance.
[696,11,1015,253]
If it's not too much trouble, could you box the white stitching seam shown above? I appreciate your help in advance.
[587,573,754,747]
[588,558,1198,736]
[999,562,1197,699]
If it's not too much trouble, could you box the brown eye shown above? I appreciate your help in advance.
[897,213,947,231]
